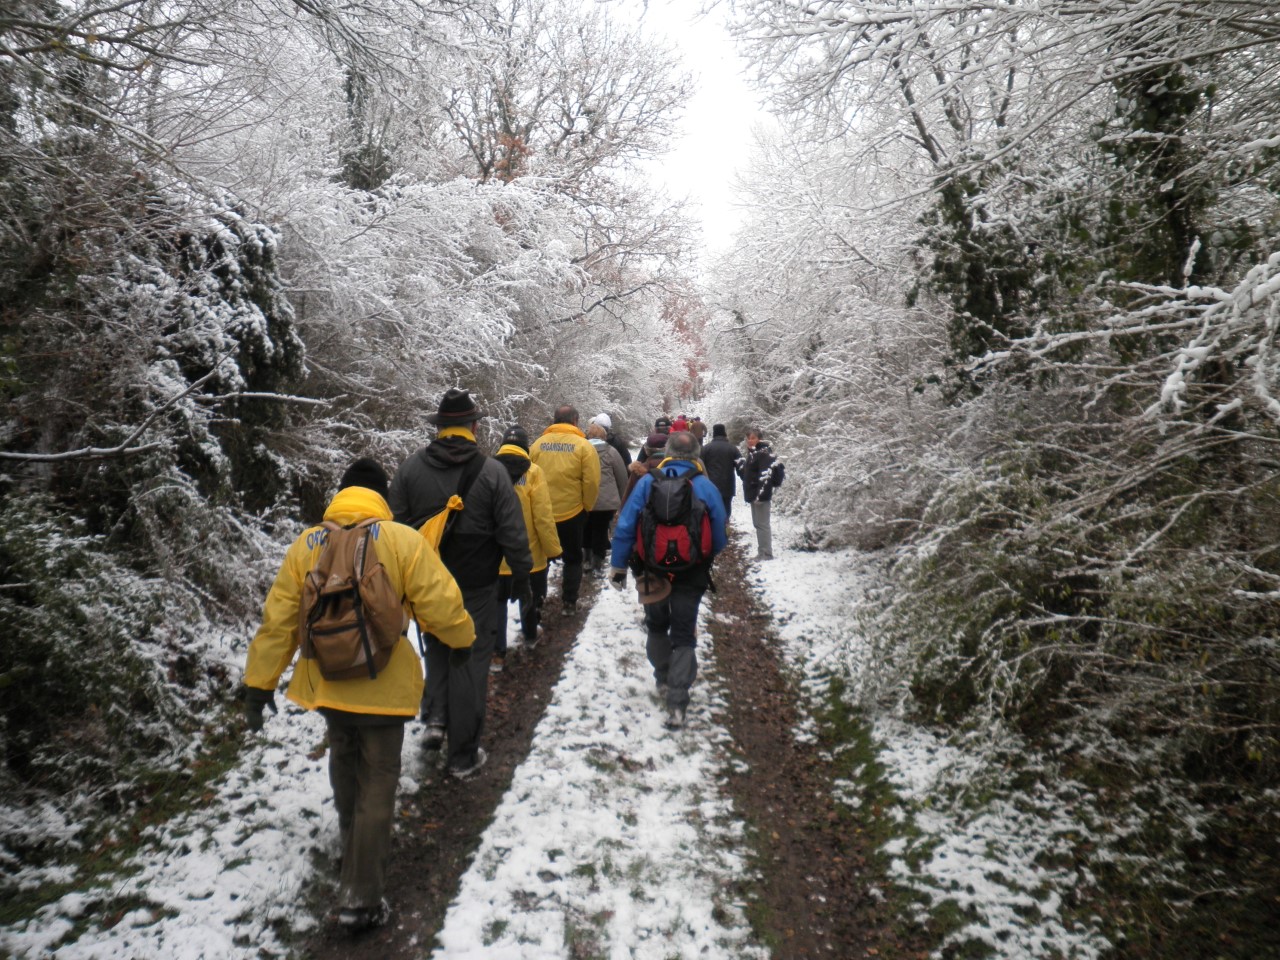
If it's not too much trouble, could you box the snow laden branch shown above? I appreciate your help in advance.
[0,361,226,463]
[957,251,1280,425]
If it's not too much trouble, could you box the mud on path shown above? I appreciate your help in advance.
[707,537,930,960]
[297,535,926,959]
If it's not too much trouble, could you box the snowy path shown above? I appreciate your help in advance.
[431,572,768,959]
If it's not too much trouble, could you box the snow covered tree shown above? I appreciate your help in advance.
[727,0,1280,781]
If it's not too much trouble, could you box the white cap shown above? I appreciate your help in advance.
[590,413,612,430]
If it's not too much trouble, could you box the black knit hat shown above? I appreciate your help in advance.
[339,457,389,499]
[502,424,530,451]
[427,387,486,425]
[654,416,672,433]
[712,423,727,438]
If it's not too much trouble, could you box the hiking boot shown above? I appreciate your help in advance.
[449,748,487,780]
[562,598,578,614]
[523,625,543,650]
[337,899,390,932]
[422,723,446,752]
[490,655,504,674]
[664,705,686,730]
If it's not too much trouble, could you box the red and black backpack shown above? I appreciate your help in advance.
[635,467,713,573]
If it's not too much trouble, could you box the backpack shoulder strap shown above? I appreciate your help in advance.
[439,454,488,549]
[456,453,486,502]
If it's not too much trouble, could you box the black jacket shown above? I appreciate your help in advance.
[605,431,632,467]
[739,442,785,504]
[700,436,738,508]
[388,436,532,587]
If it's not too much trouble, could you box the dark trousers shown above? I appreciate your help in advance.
[423,581,497,770]
[495,567,548,654]
[584,509,616,566]
[555,512,588,603]
[644,579,706,710]
[326,716,406,909]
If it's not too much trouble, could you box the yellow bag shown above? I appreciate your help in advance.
[418,494,464,549]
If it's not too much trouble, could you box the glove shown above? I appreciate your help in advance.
[511,576,533,608]
[448,645,473,669]
[242,686,277,732]
[547,553,563,564]
[609,567,627,591]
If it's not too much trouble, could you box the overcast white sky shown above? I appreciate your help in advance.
[612,0,764,255]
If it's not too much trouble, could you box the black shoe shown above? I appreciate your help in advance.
[664,705,686,730]
[562,598,578,614]
[337,899,390,931]
[423,723,446,752]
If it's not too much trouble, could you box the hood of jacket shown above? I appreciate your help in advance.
[423,428,481,470]
[495,443,532,483]
[322,485,393,526]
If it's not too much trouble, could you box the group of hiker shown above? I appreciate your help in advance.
[239,389,785,931]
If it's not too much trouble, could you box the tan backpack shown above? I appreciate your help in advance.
[298,519,406,681]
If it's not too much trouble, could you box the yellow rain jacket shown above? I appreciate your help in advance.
[529,422,601,522]
[243,486,475,717]
[495,444,562,574]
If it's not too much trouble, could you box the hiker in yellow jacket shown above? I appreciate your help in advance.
[493,425,562,665]
[241,458,474,932]
[529,404,601,613]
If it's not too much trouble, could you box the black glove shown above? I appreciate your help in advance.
[511,576,533,608]
[448,645,473,669]
[547,552,563,565]
[242,686,277,732]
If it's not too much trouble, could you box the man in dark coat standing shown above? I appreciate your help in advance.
[738,428,785,561]
[388,388,532,778]
[700,423,738,521]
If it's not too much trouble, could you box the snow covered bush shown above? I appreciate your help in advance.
[0,495,228,837]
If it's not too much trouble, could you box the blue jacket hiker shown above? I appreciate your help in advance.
[609,431,728,729]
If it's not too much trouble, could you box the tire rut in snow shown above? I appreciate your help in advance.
[707,534,930,959]
[297,576,600,960]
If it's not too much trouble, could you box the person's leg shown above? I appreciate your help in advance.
[586,510,612,571]
[523,567,548,641]
[446,583,498,772]
[421,633,450,727]
[334,719,405,910]
[494,575,512,658]
[758,500,773,558]
[644,597,673,691]
[557,512,588,605]
[751,501,773,558]
[665,584,705,712]
[327,717,359,870]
